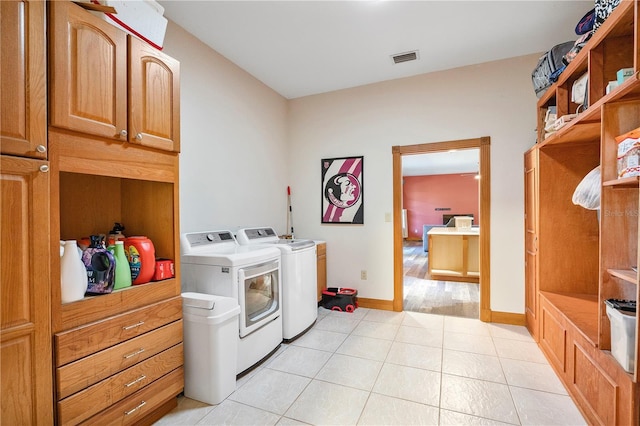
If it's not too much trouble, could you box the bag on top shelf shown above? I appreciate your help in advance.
[594,0,621,31]
[531,41,575,98]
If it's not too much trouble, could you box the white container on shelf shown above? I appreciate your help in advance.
[605,303,637,373]
[60,240,88,303]
[92,0,168,49]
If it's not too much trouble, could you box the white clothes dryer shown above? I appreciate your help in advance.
[236,227,317,341]
[181,230,282,374]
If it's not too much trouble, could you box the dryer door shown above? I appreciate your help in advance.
[237,259,280,337]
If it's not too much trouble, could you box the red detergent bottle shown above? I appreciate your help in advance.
[124,236,156,285]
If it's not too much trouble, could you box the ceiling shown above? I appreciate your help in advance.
[158,0,591,175]
[159,0,592,100]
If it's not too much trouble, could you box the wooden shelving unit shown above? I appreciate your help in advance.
[46,2,183,423]
[526,2,640,424]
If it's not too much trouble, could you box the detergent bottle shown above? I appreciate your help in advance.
[125,236,156,285]
[60,240,88,303]
[82,235,116,294]
[108,240,132,290]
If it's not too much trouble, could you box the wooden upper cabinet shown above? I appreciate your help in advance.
[49,0,127,140]
[1,155,53,425]
[129,37,181,152]
[0,0,47,158]
[49,1,180,152]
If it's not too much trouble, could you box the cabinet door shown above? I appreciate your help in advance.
[0,0,46,158]
[49,0,127,140]
[1,155,53,424]
[128,36,180,152]
[524,149,539,341]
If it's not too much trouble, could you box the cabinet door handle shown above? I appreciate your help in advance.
[135,133,143,141]
[39,165,49,173]
[120,129,128,138]
[123,348,145,359]
[124,375,147,388]
[36,144,47,153]
[124,400,146,416]
[122,321,144,330]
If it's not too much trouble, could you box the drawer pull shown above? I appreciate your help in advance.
[124,375,147,388]
[124,400,146,416]
[123,348,145,359]
[122,321,145,330]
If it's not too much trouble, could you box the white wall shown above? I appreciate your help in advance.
[288,55,540,313]
[162,21,290,235]
[163,17,540,314]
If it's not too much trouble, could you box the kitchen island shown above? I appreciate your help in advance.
[427,227,479,283]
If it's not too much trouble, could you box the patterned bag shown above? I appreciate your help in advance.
[594,0,621,31]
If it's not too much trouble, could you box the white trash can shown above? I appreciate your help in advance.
[605,299,637,373]
[182,292,240,404]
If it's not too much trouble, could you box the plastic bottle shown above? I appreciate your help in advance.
[108,241,132,290]
[82,235,116,294]
[60,240,88,303]
[125,236,156,285]
[107,222,126,247]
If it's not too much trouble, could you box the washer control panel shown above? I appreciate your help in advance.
[184,231,235,247]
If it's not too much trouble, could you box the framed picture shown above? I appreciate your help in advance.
[321,156,364,224]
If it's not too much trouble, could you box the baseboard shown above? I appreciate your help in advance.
[488,310,526,326]
[358,297,394,311]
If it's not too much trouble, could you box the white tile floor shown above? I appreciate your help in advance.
[155,307,587,425]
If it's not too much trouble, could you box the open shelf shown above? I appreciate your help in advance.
[608,268,639,285]
[58,278,178,328]
[604,176,640,188]
[540,291,599,346]
[539,74,640,148]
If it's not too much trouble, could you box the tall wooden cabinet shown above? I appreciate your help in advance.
[48,2,183,424]
[0,1,54,423]
[2,0,183,423]
[525,1,640,423]
[524,149,539,342]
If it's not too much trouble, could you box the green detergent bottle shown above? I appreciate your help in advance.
[108,240,132,290]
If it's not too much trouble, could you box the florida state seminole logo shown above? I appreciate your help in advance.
[324,172,361,208]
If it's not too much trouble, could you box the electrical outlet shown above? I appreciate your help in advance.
[361,270,367,280]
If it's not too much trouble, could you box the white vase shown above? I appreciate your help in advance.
[60,240,88,303]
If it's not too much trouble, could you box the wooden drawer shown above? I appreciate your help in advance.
[79,367,184,426]
[57,320,183,399]
[58,344,183,425]
[55,297,182,366]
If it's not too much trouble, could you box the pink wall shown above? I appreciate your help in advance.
[403,174,479,239]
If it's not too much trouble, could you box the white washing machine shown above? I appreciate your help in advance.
[181,230,283,374]
[236,227,317,341]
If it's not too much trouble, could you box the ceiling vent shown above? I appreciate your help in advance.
[391,50,419,64]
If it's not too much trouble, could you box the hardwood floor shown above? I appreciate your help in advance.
[403,240,479,319]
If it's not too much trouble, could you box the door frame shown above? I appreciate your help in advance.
[392,136,491,321]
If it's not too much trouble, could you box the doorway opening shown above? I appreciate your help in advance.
[402,149,479,318]
[392,137,491,322]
